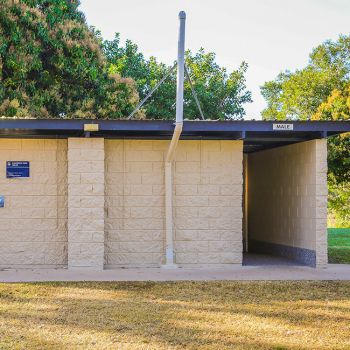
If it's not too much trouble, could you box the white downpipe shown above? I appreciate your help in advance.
[163,11,186,267]
[165,123,183,163]
[164,123,182,267]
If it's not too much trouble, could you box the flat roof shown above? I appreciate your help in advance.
[1,119,349,153]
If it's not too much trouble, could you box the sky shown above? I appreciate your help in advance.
[80,0,350,119]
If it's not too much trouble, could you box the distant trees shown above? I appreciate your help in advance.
[104,34,252,120]
[312,86,350,226]
[261,35,350,121]
[0,1,252,120]
[0,0,139,119]
[261,35,350,225]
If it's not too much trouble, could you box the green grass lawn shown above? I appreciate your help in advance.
[0,281,350,350]
[328,228,350,264]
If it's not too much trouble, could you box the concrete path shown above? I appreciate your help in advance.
[0,264,350,282]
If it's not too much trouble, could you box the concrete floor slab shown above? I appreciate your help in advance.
[0,264,350,282]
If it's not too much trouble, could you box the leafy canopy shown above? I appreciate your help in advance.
[261,34,350,225]
[0,0,139,118]
[312,86,350,214]
[0,1,252,120]
[261,35,350,121]
[104,34,252,120]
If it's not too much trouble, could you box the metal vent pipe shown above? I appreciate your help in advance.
[176,10,186,124]
[163,11,186,267]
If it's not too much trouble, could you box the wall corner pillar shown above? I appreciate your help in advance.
[315,138,328,268]
[67,138,105,270]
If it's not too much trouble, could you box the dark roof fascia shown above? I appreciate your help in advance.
[1,119,350,152]
[0,119,350,133]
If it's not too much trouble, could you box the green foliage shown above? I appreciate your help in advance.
[328,175,350,227]
[312,86,350,192]
[313,87,350,203]
[261,35,350,121]
[261,68,338,120]
[184,50,251,120]
[261,34,350,225]
[313,86,350,121]
[104,35,252,120]
[0,0,139,118]
[0,2,251,120]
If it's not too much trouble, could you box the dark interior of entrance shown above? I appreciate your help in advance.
[242,144,317,267]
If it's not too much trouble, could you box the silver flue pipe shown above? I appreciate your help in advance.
[164,11,186,267]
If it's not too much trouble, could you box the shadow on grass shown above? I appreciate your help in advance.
[1,281,350,349]
[0,301,319,350]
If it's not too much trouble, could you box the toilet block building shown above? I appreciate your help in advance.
[0,119,349,270]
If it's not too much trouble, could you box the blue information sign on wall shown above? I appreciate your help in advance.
[6,161,30,178]
[0,196,4,208]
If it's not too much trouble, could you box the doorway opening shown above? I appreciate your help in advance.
[242,144,317,267]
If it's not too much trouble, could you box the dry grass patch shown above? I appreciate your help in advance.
[0,281,349,349]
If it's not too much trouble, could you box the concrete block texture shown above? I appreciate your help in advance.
[0,137,328,269]
[68,138,104,270]
[105,139,243,267]
[247,139,328,267]
[0,139,68,268]
[174,140,243,266]
[105,140,166,267]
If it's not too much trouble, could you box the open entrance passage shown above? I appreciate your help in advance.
[242,139,328,267]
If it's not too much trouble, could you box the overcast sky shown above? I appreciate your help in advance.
[80,0,350,119]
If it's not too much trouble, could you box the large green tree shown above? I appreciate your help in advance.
[0,0,139,118]
[312,86,350,225]
[261,35,350,225]
[104,34,252,120]
[261,35,350,121]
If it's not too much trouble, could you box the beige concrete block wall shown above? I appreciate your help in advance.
[67,138,105,270]
[105,140,165,267]
[174,140,243,266]
[0,139,67,268]
[105,139,243,268]
[1,137,243,269]
[248,139,328,267]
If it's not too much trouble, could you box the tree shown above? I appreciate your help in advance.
[311,86,350,225]
[104,35,252,120]
[184,49,251,120]
[261,35,350,225]
[0,0,139,119]
[313,85,350,123]
[1,1,252,120]
[261,35,350,120]
[261,68,339,120]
